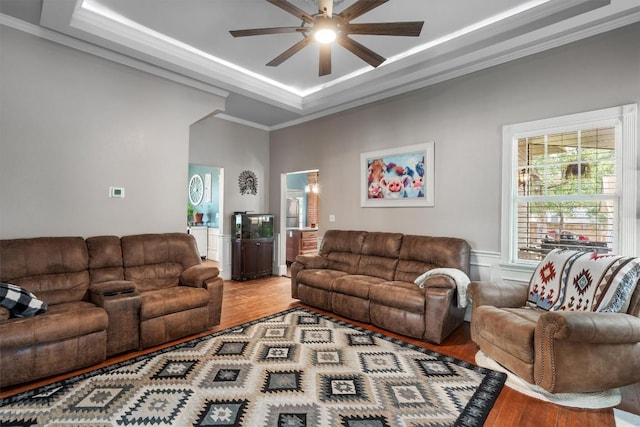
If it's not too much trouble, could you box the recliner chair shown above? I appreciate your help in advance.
[469,249,640,393]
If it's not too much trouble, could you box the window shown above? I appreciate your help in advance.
[502,105,637,265]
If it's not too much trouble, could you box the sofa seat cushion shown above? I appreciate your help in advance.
[140,287,210,321]
[0,301,108,349]
[332,275,386,299]
[369,282,425,314]
[297,269,348,291]
[473,306,541,364]
[135,280,172,294]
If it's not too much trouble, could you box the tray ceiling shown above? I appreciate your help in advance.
[1,0,639,128]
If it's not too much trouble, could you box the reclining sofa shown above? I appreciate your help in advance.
[0,233,223,388]
[291,230,471,343]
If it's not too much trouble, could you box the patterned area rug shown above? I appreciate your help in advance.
[0,308,506,426]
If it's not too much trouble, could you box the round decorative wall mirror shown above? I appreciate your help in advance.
[189,174,204,205]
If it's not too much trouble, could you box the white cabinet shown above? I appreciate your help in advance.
[188,226,207,258]
[207,228,220,261]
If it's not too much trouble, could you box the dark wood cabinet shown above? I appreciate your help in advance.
[232,238,273,280]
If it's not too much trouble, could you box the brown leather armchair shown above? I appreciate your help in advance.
[469,256,640,394]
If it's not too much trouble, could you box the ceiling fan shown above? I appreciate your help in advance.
[229,0,424,76]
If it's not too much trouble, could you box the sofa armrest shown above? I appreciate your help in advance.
[537,311,640,344]
[423,279,465,344]
[180,264,220,288]
[90,280,137,297]
[180,265,223,327]
[203,276,224,327]
[290,255,327,300]
[422,275,456,289]
[90,280,141,356]
[293,254,328,269]
[468,281,528,310]
[534,310,640,393]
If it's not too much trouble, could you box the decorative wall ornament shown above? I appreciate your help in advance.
[188,173,204,205]
[238,170,258,195]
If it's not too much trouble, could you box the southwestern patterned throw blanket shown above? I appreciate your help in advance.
[527,249,640,313]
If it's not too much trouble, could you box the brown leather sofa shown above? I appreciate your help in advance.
[0,233,223,388]
[291,230,471,343]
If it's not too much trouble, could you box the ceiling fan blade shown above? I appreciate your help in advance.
[337,36,385,68]
[230,27,309,37]
[338,0,388,22]
[342,22,424,37]
[266,36,314,67]
[267,0,314,24]
[319,43,331,76]
[318,0,333,17]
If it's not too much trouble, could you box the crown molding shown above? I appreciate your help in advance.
[0,13,230,100]
[5,0,640,130]
[214,113,271,132]
[269,5,640,130]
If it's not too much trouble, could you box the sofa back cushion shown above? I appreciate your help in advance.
[86,236,125,284]
[121,233,201,290]
[527,249,640,313]
[319,230,366,274]
[357,232,403,280]
[0,237,90,305]
[395,235,471,282]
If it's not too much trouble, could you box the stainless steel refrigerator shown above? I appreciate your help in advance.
[286,198,300,228]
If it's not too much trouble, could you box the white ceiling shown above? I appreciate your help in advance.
[1,0,639,128]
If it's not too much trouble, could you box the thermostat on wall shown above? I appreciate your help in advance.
[109,187,125,198]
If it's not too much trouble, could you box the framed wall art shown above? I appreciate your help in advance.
[361,142,434,207]
[238,170,258,195]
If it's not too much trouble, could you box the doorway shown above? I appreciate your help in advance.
[187,164,224,262]
[285,170,319,230]
[280,170,320,276]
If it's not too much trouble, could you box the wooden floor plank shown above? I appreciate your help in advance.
[1,275,637,427]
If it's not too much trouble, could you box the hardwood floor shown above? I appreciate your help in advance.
[2,275,639,426]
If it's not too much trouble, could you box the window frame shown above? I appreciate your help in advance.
[501,104,637,268]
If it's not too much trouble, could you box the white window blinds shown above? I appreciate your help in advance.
[515,128,616,261]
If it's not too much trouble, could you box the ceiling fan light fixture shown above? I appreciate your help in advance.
[315,28,336,43]
[314,16,337,43]
[230,0,424,76]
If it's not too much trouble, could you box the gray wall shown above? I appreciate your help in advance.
[0,26,224,238]
[189,116,270,234]
[2,20,638,257]
[269,23,640,254]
